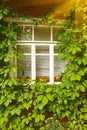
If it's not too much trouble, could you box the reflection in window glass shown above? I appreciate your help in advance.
[17,55,31,78]
[34,27,50,41]
[36,55,49,76]
[36,45,49,54]
[53,27,59,41]
[17,45,31,53]
[36,55,50,82]
[54,45,58,53]
[17,26,32,40]
[54,56,65,76]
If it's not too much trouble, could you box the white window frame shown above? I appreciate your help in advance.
[16,24,65,84]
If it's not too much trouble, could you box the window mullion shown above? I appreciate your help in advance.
[50,44,54,83]
[31,44,36,80]
[31,25,36,80]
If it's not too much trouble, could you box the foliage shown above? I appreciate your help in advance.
[0,77,62,130]
[56,2,87,130]
[1,0,87,130]
[0,1,61,129]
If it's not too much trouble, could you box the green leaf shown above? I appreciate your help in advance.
[82,57,87,65]
[37,95,43,101]
[23,92,29,99]
[80,85,86,92]
[0,95,5,104]
[77,58,82,65]
[29,93,33,99]
[42,96,48,106]
[78,70,84,76]
[70,74,81,81]
[83,113,87,120]
[4,56,9,62]
[38,104,44,110]
[64,100,67,104]
[0,13,3,20]
[8,80,13,86]
[72,48,76,54]
[75,74,81,81]
[35,115,40,123]
[23,100,32,109]
[46,87,52,93]
[47,93,53,101]
[16,107,21,115]
[40,114,45,121]
[4,98,11,107]
[3,9,9,15]
[10,66,17,73]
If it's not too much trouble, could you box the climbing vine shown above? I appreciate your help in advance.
[0,1,61,129]
[56,2,87,129]
[0,0,87,130]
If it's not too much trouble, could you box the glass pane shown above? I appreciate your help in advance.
[17,26,32,40]
[36,55,49,82]
[17,45,31,53]
[36,45,49,54]
[54,56,65,82]
[34,27,50,41]
[17,55,31,78]
[54,45,58,53]
[53,27,59,41]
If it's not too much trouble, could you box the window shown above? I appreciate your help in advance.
[16,25,65,83]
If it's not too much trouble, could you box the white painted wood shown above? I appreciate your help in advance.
[16,24,64,83]
[31,44,36,80]
[49,44,54,83]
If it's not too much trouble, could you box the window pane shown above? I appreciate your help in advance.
[54,45,58,53]
[53,27,59,41]
[36,45,49,54]
[17,55,31,78]
[17,45,31,53]
[34,27,50,41]
[17,26,32,40]
[36,55,49,82]
[54,56,65,81]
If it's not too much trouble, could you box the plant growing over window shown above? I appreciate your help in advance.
[56,2,87,129]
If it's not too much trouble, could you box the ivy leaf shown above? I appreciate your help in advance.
[70,74,81,81]
[4,99,11,107]
[64,100,67,104]
[37,95,43,101]
[80,85,86,92]
[38,103,44,110]
[46,87,52,93]
[35,115,40,123]
[78,70,84,76]
[8,80,13,86]
[23,92,29,99]
[15,107,21,115]
[42,96,48,106]
[83,113,87,120]
[4,56,9,62]
[82,57,87,65]
[47,93,53,101]
[0,13,3,20]
[23,100,32,109]
[40,114,45,121]
[3,9,9,15]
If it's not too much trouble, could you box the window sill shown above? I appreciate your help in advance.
[20,76,61,84]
